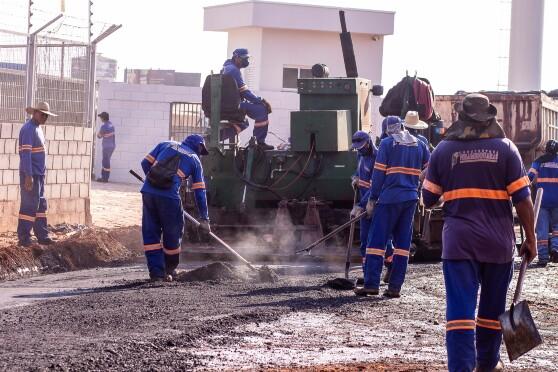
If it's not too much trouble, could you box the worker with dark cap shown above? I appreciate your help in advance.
[140,134,210,281]
[221,48,274,150]
[96,111,115,183]
[17,102,57,246]
[355,116,430,298]
[423,93,536,372]
[349,130,377,273]
[528,139,558,266]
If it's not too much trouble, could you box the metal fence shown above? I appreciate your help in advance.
[0,29,90,127]
[169,102,208,141]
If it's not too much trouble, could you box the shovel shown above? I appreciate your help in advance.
[498,188,544,361]
[326,187,360,290]
[344,186,359,279]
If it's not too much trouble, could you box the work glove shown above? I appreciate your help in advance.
[351,176,358,189]
[261,98,272,114]
[199,220,211,233]
[350,205,363,219]
[366,199,377,218]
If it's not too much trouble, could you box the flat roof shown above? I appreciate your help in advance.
[204,1,394,35]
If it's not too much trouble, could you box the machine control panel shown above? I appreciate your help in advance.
[297,78,370,95]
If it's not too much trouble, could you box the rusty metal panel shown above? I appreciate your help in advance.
[435,92,558,164]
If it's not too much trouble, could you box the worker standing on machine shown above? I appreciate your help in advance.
[528,139,558,266]
[422,93,536,371]
[355,116,430,298]
[221,48,274,150]
[140,134,211,281]
[350,131,377,274]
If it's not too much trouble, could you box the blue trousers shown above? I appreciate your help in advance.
[359,217,393,275]
[142,193,184,278]
[101,146,115,181]
[220,102,269,143]
[536,207,558,262]
[17,173,48,242]
[364,200,416,291]
[444,260,513,372]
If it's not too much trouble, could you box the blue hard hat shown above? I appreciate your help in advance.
[232,48,250,58]
[382,116,403,134]
[183,134,208,156]
[351,130,370,150]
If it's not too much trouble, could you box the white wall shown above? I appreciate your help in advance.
[95,81,202,184]
[259,28,384,91]
[227,27,263,90]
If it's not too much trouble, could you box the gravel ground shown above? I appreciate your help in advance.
[0,260,556,371]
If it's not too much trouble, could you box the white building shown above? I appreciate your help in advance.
[204,1,394,140]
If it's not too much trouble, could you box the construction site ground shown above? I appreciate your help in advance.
[0,181,557,371]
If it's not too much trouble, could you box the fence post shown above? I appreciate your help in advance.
[24,34,36,109]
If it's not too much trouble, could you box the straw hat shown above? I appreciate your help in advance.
[25,101,58,117]
[403,111,428,130]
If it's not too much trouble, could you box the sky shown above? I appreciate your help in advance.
[1,0,557,94]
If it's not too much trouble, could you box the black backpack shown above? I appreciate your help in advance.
[147,145,181,189]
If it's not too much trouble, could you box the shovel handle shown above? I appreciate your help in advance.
[344,186,359,279]
[512,188,543,305]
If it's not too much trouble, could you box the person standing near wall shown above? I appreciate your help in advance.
[17,102,57,247]
[96,111,115,183]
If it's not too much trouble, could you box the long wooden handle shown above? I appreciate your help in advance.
[513,188,543,304]
[296,212,365,254]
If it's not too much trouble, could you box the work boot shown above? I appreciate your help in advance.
[382,265,393,284]
[383,288,401,298]
[550,250,558,263]
[353,287,379,296]
[37,237,55,245]
[149,274,173,282]
[475,359,504,372]
[257,142,274,151]
[18,239,32,247]
[535,260,548,268]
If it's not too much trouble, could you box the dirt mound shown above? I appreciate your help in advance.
[176,262,244,282]
[0,227,141,281]
[325,277,356,290]
[257,265,279,283]
[36,229,134,273]
[108,225,143,254]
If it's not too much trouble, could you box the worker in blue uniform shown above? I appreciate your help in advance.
[96,112,116,183]
[18,102,57,246]
[140,134,210,281]
[349,131,377,274]
[355,116,430,297]
[221,48,274,150]
[528,139,558,265]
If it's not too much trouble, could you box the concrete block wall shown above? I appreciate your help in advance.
[95,81,202,183]
[0,122,92,232]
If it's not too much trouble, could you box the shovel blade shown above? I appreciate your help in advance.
[498,300,543,362]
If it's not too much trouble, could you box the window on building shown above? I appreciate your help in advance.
[282,66,313,89]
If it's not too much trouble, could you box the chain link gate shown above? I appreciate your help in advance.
[169,102,208,141]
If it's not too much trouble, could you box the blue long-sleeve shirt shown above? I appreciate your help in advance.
[528,154,558,208]
[354,147,377,208]
[98,120,115,148]
[222,59,262,104]
[19,119,46,176]
[370,135,430,204]
[141,141,209,220]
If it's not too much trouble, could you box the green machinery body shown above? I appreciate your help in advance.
[203,76,372,213]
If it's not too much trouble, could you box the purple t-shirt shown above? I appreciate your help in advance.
[423,138,530,263]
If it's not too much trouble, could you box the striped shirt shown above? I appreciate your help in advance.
[423,138,530,263]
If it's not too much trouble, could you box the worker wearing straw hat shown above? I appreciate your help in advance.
[18,102,57,246]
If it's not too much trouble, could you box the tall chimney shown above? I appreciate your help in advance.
[508,0,545,91]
